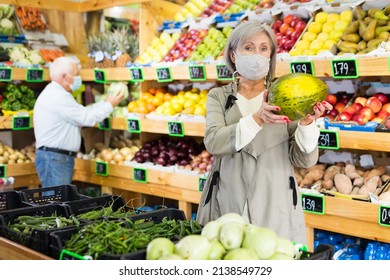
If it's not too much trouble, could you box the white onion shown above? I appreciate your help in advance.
[201,220,222,241]
[175,235,211,260]
[223,248,259,260]
[242,226,278,259]
[146,237,175,260]
[219,222,244,250]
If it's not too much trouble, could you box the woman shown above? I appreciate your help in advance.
[196,20,332,244]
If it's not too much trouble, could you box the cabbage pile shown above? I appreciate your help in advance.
[146,213,298,260]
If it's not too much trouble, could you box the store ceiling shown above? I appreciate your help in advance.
[1,0,152,12]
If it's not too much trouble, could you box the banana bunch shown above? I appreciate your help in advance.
[337,5,390,55]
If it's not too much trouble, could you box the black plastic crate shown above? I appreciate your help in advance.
[0,190,31,212]
[20,185,90,206]
[0,204,78,256]
[64,195,126,216]
[301,244,334,260]
[126,208,186,223]
[52,208,186,260]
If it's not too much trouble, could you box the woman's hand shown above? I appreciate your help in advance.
[252,90,291,126]
[300,101,333,126]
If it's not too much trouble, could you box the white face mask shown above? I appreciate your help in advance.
[70,75,82,91]
[234,52,270,81]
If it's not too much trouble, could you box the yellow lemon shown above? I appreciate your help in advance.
[182,106,195,114]
[315,12,328,24]
[317,32,329,42]
[294,40,311,50]
[328,30,343,41]
[301,49,317,56]
[184,99,196,109]
[340,10,352,22]
[309,39,324,51]
[289,48,303,56]
[327,13,340,23]
[334,20,349,32]
[323,39,337,49]
[302,32,317,42]
[172,102,183,113]
[163,106,177,116]
[322,22,335,34]
[194,106,206,116]
[307,22,323,34]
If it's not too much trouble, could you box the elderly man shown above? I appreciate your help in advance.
[33,57,124,189]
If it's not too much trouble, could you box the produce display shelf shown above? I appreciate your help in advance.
[1,163,40,189]
[109,117,205,137]
[0,237,52,260]
[304,196,390,252]
[77,56,390,82]
[0,116,34,130]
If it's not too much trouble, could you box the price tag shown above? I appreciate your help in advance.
[0,67,12,81]
[156,67,172,82]
[198,176,207,192]
[94,69,106,83]
[216,64,233,81]
[301,193,324,215]
[127,118,141,133]
[98,118,111,130]
[60,249,89,260]
[133,167,147,183]
[129,67,144,82]
[331,59,358,78]
[379,205,390,227]
[290,61,314,75]
[0,164,6,178]
[168,121,184,137]
[12,116,31,130]
[188,65,206,81]
[95,161,108,176]
[318,130,339,149]
[26,68,44,82]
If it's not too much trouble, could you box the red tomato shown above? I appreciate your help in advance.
[283,14,295,25]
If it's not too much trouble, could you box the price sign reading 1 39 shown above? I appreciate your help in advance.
[318,130,339,150]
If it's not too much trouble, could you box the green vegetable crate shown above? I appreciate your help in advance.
[300,244,334,260]
[0,204,81,256]
[19,184,91,206]
[50,208,188,260]
[64,194,126,217]
[0,190,31,212]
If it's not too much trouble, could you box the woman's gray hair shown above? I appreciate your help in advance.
[224,20,278,86]
[49,57,77,81]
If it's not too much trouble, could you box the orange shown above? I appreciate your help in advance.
[164,93,173,101]
[146,103,156,113]
[148,87,156,95]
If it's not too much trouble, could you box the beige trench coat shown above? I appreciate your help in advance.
[197,82,319,245]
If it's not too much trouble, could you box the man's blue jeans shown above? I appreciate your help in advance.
[35,149,75,194]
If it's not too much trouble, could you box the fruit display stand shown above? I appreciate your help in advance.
[0,237,52,260]
[1,0,390,255]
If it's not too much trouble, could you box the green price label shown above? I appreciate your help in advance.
[98,118,111,130]
[290,61,314,75]
[331,59,358,78]
[156,67,172,82]
[12,116,31,130]
[127,118,141,133]
[0,164,6,178]
[301,193,325,215]
[198,176,207,192]
[60,249,90,260]
[168,121,184,137]
[189,65,206,81]
[133,167,147,183]
[26,68,44,82]
[0,67,12,81]
[95,161,108,176]
[129,67,144,82]
[94,69,106,83]
[216,64,233,80]
[379,205,390,227]
[318,130,339,150]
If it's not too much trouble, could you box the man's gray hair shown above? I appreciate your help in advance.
[49,57,77,80]
[224,20,278,86]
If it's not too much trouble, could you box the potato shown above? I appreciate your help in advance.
[334,173,353,194]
